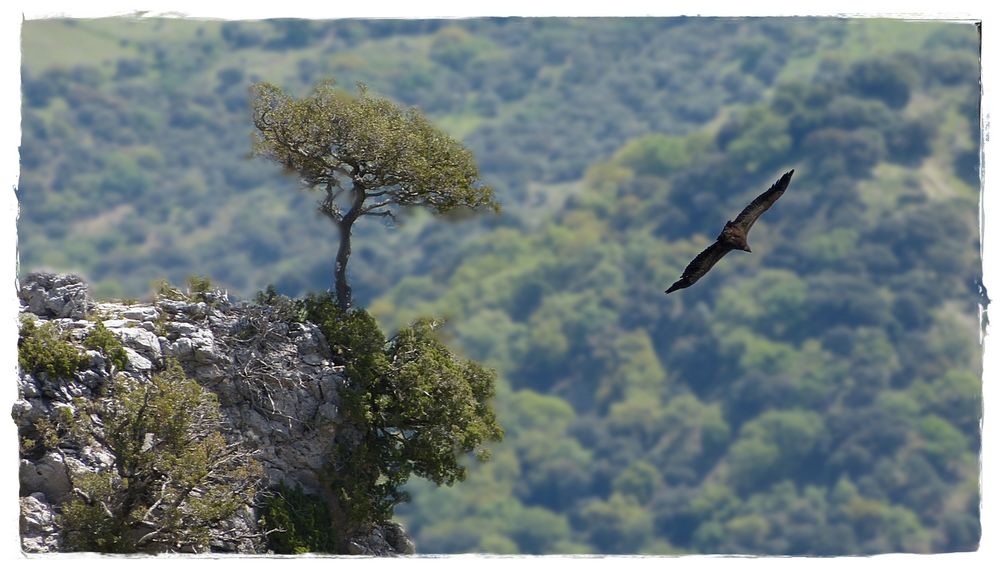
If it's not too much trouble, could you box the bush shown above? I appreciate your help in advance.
[153,278,186,301]
[259,483,337,553]
[18,317,88,378]
[187,274,213,296]
[82,321,128,371]
[253,284,307,323]
[186,274,221,304]
[152,275,219,305]
[59,361,262,553]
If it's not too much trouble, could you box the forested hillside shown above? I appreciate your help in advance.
[21,17,918,300]
[18,17,982,554]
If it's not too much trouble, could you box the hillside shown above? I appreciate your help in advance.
[20,17,962,300]
[376,25,983,552]
[17,17,983,555]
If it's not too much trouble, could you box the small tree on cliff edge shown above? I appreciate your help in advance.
[251,79,499,310]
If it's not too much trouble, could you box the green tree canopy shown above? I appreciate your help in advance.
[57,361,262,553]
[251,79,499,309]
[302,295,503,547]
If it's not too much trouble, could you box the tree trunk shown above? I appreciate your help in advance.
[334,221,353,311]
[318,481,352,554]
[320,425,366,554]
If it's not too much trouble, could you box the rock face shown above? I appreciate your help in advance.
[20,493,62,553]
[348,521,417,556]
[13,272,413,556]
[17,273,89,320]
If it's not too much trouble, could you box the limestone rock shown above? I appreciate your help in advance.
[123,346,153,372]
[20,452,73,503]
[114,326,163,360]
[17,373,42,399]
[384,522,417,555]
[347,522,416,556]
[84,349,107,371]
[19,272,90,320]
[122,305,160,322]
[158,299,209,320]
[20,493,61,553]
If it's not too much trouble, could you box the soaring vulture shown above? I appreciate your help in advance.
[665,169,795,294]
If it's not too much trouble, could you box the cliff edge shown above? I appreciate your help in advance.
[13,272,414,555]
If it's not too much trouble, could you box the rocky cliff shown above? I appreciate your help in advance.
[13,272,414,555]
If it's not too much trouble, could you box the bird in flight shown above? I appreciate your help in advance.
[665,169,795,294]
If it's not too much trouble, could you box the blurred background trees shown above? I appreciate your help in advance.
[18,17,982,554]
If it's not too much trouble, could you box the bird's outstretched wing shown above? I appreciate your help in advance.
[665,241,733,294]
[732,169,795,232]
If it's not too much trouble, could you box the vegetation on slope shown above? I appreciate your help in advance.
[18,17,982,555]
[373,24,982,555]
[21,17,853,300]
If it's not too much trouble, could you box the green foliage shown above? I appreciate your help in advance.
[719,106,792,173]
[577,494,655,554]
[153,278,186,301]
[18,18,982,556]
[500,389,576,439]
[61,472,124,552]
[253,284,308,323]
[715,270,809,338]
[613,133,710,179]
[505,505,573,554]
[82,321,129,371]
[910,370,982,438]
[388,27,979,551]
[387,27,979,551]
[612,461,662,503]
[303,293,503,535]
[186,274,214,302]
[251,78,499,308]
[724,514,771,550]
[429,26,495,71]
[17,317,88,378]
[597,330,668,407]
[97,152,151,197]
[150,275,219,307]
[727,410,826,492]
[845,57,917,109]
[918,415,970,475]
[250,79,499,214]
[59,361,262,553]
[259,483,337,554]
[22,416,62,454]
[20,19,977,300]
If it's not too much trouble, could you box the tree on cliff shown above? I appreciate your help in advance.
[251,79,499,310]
[298,295,504,552]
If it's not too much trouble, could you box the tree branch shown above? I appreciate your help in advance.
[361,199,393,214]
[365,209,398,223]
[319,182,345,222]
